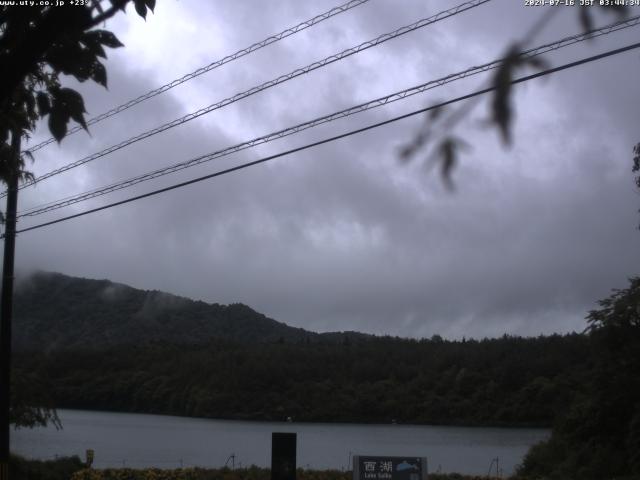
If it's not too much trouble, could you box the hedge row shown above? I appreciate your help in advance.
[70,468,486,480]
[71,468,358,480]
[11,456,487,480]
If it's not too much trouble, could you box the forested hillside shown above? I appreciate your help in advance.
[12,271,597,428]
[14,271,367,351]
[16,334,591,427]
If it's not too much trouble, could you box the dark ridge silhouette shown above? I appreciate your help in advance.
[13,271,370,352]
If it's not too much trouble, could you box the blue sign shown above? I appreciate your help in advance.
[353,456,427,480]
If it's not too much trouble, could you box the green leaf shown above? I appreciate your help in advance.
[134,0,147,19]
[44,42,97,82]
[49,87,88,136]
[57,88,86,112]
[489,46,548,146]
[633,143,640,193]
[59,88,88,130]
[93,30,124,49]
[440,139,456,186]
[81,31,107,58]
[437,136,470,190]
[48,110,67,142]
[91,62,107,88]
[490,45,520,145]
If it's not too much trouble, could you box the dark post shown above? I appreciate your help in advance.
[271,432,296,480]
[0,130,20,480]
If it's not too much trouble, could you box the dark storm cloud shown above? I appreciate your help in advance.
[15,0,640,339]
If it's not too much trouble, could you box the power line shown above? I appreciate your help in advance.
[18,15,640,218]
[9,0,490,196]
[10,41,640,238]
[24,0,373,155]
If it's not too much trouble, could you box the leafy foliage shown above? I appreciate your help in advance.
[436,136,469,190]
[634,143,640,184]
[0,0,155,181]
[578,4,628,38]
[10,366,60,429]
[400,6,629,186]
[10,454,85,480]
[587,277,640,331]
[488,45,548,146]
[133,0,156,19]
[517,277,640,479]
[1,0,155,431]
[634,142,640,228]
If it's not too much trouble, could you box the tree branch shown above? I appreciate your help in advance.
[0,1,131,112]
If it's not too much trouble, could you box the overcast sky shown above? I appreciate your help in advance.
[14,0,640,339]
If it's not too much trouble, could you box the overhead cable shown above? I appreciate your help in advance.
[18,15,640,218]
[11,40,640,237]
[10,0,491,196]
[25,0,373,154]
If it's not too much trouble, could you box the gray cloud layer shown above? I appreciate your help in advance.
[14,0,640,339]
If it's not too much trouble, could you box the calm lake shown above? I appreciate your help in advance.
[13,409,549,476]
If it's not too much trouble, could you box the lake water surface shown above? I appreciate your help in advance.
[13,409,548,476]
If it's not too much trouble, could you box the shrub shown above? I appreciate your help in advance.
[10,454,85,480]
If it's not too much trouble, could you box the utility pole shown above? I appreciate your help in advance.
[0,129,20,480]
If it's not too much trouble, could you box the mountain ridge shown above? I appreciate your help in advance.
[14,271,370,351]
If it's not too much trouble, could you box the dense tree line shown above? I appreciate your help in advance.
[16,333,590,428]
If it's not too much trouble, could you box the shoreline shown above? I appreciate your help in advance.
[50,407,553,431]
